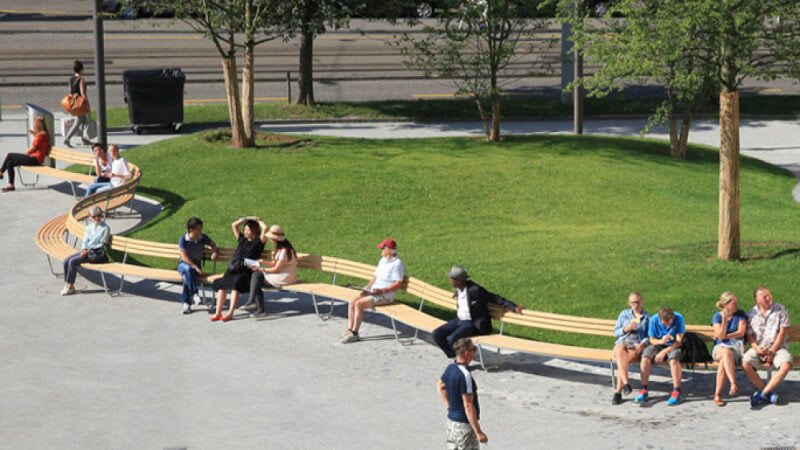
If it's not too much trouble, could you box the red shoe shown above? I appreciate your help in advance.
[210,314,222,322]
[221,315,233,322]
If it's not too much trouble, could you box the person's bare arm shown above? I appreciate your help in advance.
[437,381,449,408]
[463,394,487,444]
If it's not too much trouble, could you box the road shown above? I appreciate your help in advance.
[1,1,797,114]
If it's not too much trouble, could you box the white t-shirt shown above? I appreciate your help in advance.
[110,157,131,187]
[456,287,471,321]
[264,248,297,288]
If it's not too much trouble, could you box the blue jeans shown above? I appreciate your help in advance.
[433,318,478,358]
[85,181,111,197]
[177,261,199,305]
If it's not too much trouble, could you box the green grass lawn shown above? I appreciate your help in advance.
[100,131,800,350]
[104,95,800,128]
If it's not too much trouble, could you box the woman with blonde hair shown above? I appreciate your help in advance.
[0,116,50,192]
[711,291,747,406]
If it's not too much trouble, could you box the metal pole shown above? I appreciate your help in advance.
[92,0,107,145]
[573,0,584,135]
[286,71,292,104]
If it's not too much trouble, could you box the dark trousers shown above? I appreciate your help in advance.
[63,251,88,284]
[1,153,39,185]
[249,271,275,313]
[433,318,479,358]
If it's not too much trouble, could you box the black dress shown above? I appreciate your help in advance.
[212,235,265,293]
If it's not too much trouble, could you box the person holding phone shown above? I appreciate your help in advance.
[612,292,650,405]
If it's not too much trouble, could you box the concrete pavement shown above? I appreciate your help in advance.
[1,110,800,449]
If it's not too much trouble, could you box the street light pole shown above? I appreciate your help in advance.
[92,0,107,145]
[573,0,584,135]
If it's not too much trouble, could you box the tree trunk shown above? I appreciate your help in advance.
[295,22,315,105]
[475,98,491,138]
[222,56,246,148]
[490,94,500,141]
[241,44,256,147]
[677,119,690,160]
[718,91,740,261]
[667,92,683,159]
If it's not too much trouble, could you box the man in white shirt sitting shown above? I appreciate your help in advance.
[339,238,406,344]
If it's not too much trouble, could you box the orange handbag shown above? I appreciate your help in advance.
[61,93,90,116]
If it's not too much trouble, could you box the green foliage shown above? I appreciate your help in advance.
[113,131,800,350]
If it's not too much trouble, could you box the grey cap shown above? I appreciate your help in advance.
[447,266,470,281]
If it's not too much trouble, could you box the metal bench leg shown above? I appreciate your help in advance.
[99,272,110,296]
[68,181,78,200]
[390,317,400,344]
[16,168,39,188]
[610,360,617,389]
[46,254,61,277]
[476,344,488,371]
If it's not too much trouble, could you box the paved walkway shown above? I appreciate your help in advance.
[1,112,799,449]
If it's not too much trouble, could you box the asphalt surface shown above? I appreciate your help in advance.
[2,109,800,449]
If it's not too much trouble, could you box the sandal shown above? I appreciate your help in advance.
[210,314,222,322]
[714,394,725,406]
[729,384,738,395]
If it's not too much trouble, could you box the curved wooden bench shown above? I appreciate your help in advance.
[18,146,98,198]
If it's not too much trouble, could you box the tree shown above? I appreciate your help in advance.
[394,0,550,141]
[561,0,800,261]
[558,0,718,160]
[120,0,292,147]
[287,0,355,106]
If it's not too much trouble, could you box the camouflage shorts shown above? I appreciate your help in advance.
[446,419,479,450]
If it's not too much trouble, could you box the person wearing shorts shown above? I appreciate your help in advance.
[338,238,405,343]
[710,291,747,406]
[438,338,487,449]
[635,306,685,405]
[611,292,651,405]
[743,286,793,407]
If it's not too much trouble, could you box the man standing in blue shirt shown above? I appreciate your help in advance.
[635,306,685,405]
[339,238,406,343]
[438,338,487,449]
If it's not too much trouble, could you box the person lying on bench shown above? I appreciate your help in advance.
[612,292,650,405]
[635,306,685,405]
[178,217,218,315]
[0,116,50,192]
[338,238,405,343]
[432,266,523,358]
[246,224,298,318]
[743,286,793,407]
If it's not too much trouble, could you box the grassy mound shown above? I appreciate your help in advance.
[111,131,800,349]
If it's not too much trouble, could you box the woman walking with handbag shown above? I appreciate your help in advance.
[63,60,91,148]
[61,206,110,296]
[0,116,50,192]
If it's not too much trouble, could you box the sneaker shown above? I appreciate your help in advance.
[60,286,75,296]
[750,391,766,407]
[81,139,92,145]
[192,294,203,305]
[666,390,681,405]
[183,303,191,315]
[337,329,353,342]
[612,392,622,405]
[622,383,632,395]
[340,332,360,343]
[634,389,648,403]
[768,392,779,405]
[250,311,268,318]
[241,303,257,312]
[62,139,72,148]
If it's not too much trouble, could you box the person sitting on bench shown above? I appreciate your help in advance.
[0,116,50,192]
[634,306,685,405]
[612,292,650,405]
[247,224,298,318]
[432,266,523,358]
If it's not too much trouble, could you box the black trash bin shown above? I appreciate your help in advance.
[123,68,185,133]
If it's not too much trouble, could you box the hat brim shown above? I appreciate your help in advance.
[266,232,286,241]
[447,271,469,280]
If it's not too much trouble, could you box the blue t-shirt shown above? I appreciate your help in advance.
[441,362,479,423]
[711,309,747,346]
[648,312,686,345]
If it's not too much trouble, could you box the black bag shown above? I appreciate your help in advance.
[87,247,108,263]
[680,332,713,369]
[226,257,246,274]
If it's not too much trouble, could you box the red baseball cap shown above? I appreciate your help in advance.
[377,238,397,250]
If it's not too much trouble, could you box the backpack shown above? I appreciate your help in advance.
[680,332,713,368]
